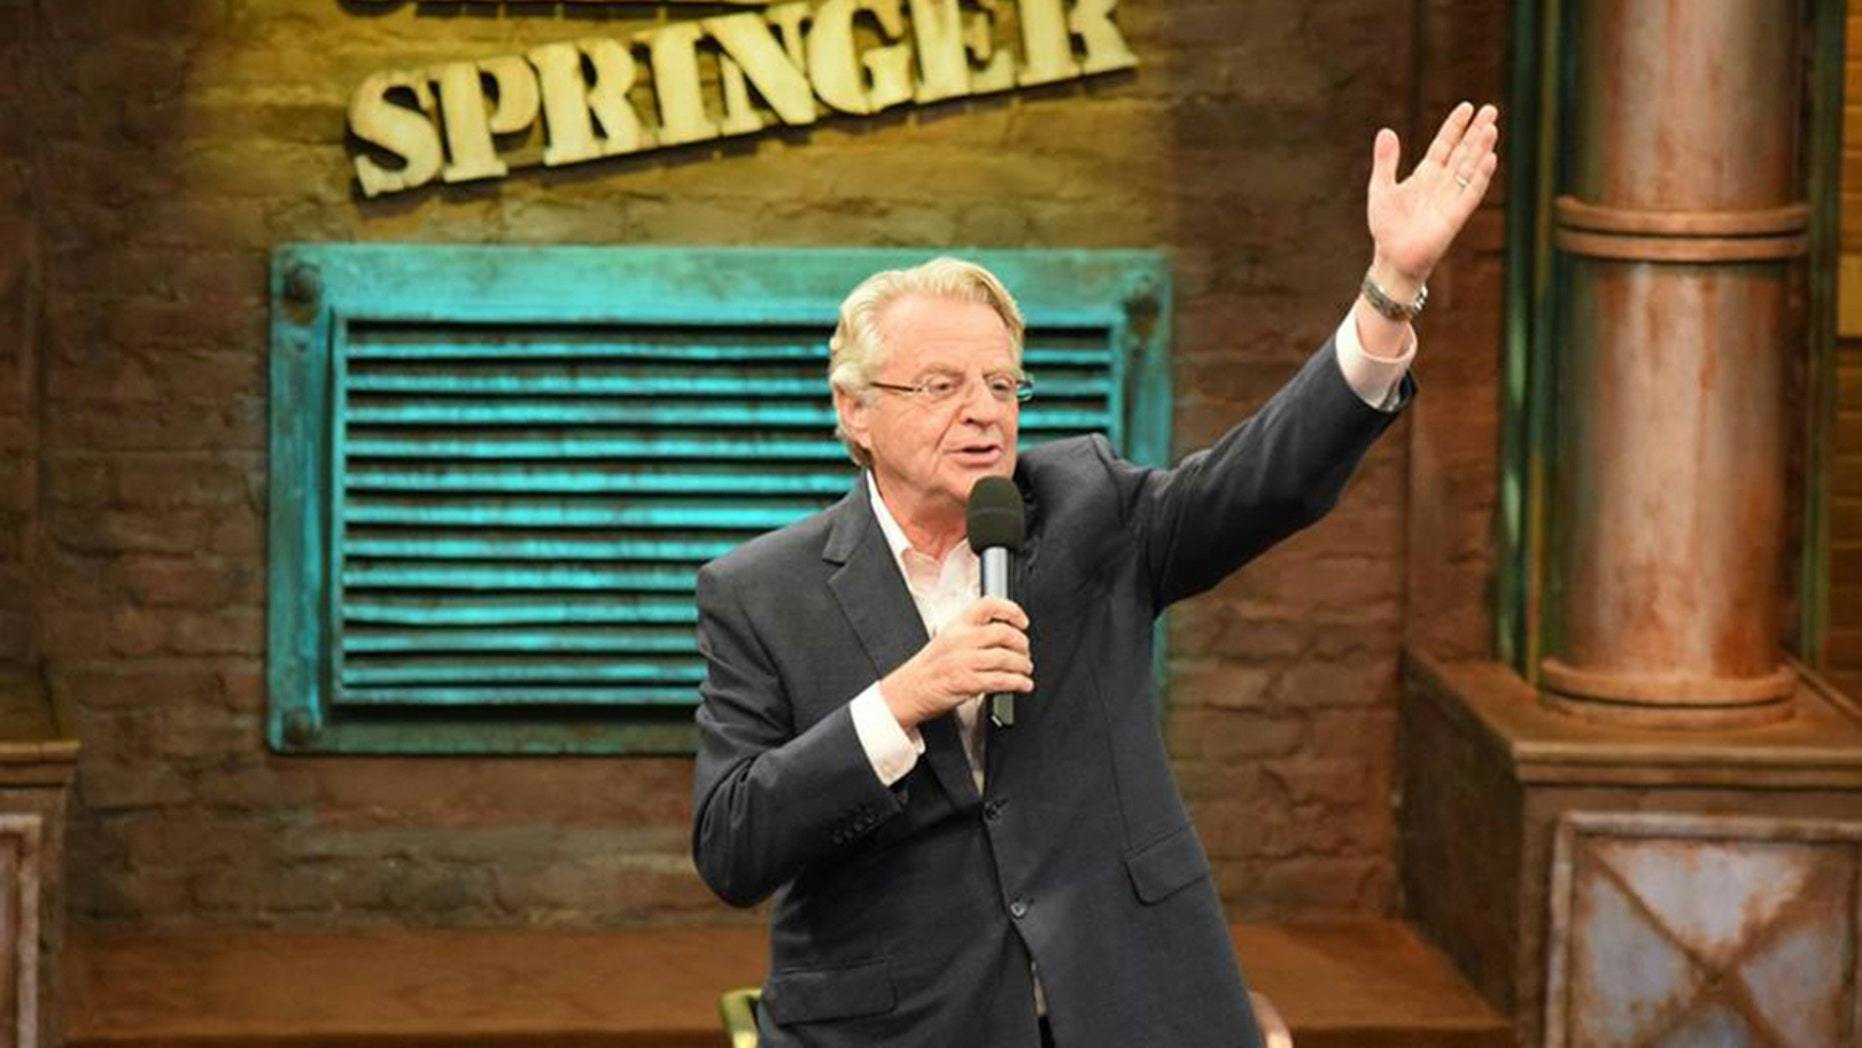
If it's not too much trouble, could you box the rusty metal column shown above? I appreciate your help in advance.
[1540,0,1807,728]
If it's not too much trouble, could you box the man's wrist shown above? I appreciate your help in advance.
[850,683,923,786]
[1367,255,1426,304]
[878,676,922,732]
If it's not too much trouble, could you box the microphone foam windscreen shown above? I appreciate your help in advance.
[967,476,1025,552]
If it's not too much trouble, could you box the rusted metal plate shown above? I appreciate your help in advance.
[1566,861,1704,1042]
[1589,837,1828,971]
[1736,884,1852,1047]
[1545,811,1861,1047]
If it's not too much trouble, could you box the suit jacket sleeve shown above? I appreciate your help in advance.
[689,561,907,908]
[1101,335,1413,611]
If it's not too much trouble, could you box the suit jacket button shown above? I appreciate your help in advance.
[1009,898,1029,919]
[984,799,1006,822]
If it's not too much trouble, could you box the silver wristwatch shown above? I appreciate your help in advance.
[1360,270,1428,322]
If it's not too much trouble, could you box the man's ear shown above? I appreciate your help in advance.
[834,386,872,461]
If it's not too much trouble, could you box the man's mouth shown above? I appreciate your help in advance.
[951,443,1003,466]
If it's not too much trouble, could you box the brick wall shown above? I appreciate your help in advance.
[1402,0,1508,663]
[0,2,40,669]
[22,0,1506,929]
[1835,354,1860,690]
[1832,5,1862,691]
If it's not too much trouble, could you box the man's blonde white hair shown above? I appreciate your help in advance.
[827,257,1026,467]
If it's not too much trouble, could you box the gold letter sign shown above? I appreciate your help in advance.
[347,0,1137,197]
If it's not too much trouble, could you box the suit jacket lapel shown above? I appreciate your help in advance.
[824,476,982,811]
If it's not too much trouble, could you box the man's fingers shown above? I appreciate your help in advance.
[978,672,1036,695]
[1369,128,1399,191]
[1446,128,1500,226]
[1422,100,1475,172]
[972,647,1033,675]
[1466,142,1499,187]
[1455,151,1500,214]
[978,623,1031,655]
[1446,107,1499,185]
[967,597,1029,631]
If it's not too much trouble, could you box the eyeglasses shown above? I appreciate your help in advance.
[868,372,1034,405]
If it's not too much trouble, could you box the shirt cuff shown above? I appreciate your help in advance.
[850,682,924,787]
[1334,309,1416,413]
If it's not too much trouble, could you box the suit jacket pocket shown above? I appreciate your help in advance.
[1124,823,1212,904]
[761,958,895,1025]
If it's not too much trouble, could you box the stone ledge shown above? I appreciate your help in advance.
[0,672,78,778]
[67,921,1507,1047]
[1405,652,1862,787]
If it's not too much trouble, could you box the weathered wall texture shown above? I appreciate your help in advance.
[1401,0,1507,664]
[1837,350,1861,694]
[18,0,1510,929]
[1831,5,1862,695]
[0,1,41,670]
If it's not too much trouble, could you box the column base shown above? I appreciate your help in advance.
[1538,657,1797,729]
[1400,652,1862,1046]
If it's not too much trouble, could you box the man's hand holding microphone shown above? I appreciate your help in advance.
[880,475,1032,731]
[879,597,1032,731]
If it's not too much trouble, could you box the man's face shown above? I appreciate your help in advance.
[836,293,1020,522]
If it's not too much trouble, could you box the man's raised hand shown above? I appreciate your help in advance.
[1366,102,1500,295]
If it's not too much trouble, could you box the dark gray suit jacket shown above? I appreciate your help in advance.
[691,340,1410,1047]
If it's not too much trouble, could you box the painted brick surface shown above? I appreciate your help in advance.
[1833,348,1862,690]
[9,0,1508,929]
[0,2,40,669]
[1829,4,1861,691]
[1402,0,1508,663]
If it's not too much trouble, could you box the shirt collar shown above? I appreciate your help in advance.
[866,471,915,561]
[866,472,978,567]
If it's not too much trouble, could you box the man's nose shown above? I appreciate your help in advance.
[957,376,1006,423]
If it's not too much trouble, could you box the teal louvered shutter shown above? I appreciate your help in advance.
[269,246,1171,754]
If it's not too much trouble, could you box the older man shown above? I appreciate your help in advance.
[692,104,1500,1047]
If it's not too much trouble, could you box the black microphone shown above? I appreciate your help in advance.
[967,476,1025,729]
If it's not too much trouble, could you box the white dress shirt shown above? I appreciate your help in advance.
[847,310,1415,786]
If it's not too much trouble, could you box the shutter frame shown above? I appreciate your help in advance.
[268,245,1172,754]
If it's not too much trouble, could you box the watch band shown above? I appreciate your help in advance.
[1361,270,1428,322]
